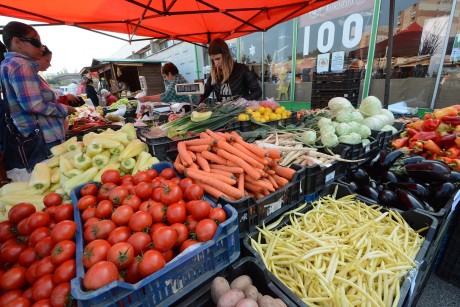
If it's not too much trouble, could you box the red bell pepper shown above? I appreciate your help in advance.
[409,141,424,153]
[433,106,458,119]
[449,105,460,113]
[446,146,460,158]
[423,113,433,120]
[391,137,409,149]
[406,121,424,130]
[410,131,439,142]
[455,137,460,148]
[406,128,419,137]
[440,116,460,126]
[422,118,441,131]
[423,139,442,155]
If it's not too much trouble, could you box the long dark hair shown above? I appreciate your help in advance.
[208,38,234,84]
[2,21,37,51]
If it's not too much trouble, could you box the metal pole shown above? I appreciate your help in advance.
[384,0,395,108]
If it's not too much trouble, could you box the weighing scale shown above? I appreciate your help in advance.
[173,82,205,112]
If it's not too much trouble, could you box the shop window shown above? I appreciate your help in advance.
[240,32,263,84]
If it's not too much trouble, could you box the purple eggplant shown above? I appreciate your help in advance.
[380,171,399,183]
[382,149,405,169]
[395,189,428,210]
[378,190,398,208]
[357,185,379,201]
[387,182,430,199]
[428,182,456,211]
[402,156,426,165]
[404,160,451,183]
[351,169,370,186]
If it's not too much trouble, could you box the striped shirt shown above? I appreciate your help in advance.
[0,52,68,143]
[160,74,199,103]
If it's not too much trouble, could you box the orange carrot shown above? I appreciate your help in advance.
[226,161,239,167]
[188,168,236,185]
[262,189,270,196]
[266,157,278,167]
[188,162,199,170]
[198,182,233,200]
[209,164,244,174]
[183,138,216,146]
[205,129,226,141]
[187,145,211,153]
[266,149,282,160]
[267,174,279,189]
[199,132,212,139]
[231,132,268,157]
[195,152,210,172]
[244,181,263,194]
[216,140,263,168]
[266,169,276,175]
[245,177,275,192]
[217,132,234,142]
[238,173,245,194]
[178,142,193,166]
[216,148,261,180]
[185,168,243,199]
[272,174,289,187]
[187,150,197,161]
[254,192,264,199]
[174,162,185,174]
[233,143,268,165]
[210,168,235,178]
[255,168,267,178]
[273,164,296,180]
[201,150,228,165]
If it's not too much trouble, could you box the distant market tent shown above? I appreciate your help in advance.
[0,0,336,44]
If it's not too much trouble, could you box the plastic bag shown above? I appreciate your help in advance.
[259,98,280,110]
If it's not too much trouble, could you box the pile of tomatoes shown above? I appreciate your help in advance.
[77,167,227,291]
[0,193,76,306]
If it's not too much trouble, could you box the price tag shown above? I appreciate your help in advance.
[325,171,335,183]
[265,199,283,216]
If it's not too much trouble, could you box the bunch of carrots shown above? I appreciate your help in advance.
[174,130,296,201]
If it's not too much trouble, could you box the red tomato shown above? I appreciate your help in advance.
[95,200,114,219]
[152,187,162,202]
[50,282,72,307]
[148,202,166,223]
[111,205,134,226]
[133,171,152,185]
[32,274,56,301]
[179,178,194,192]
[128,211,152,232]
[5,296,31,307]
[34,237,54,258]
[53,259,76,284]
[124,256,142,284]
[121,194,142,211]
[43,193,63,207]
[101,169,121,185]
[82,239,111,269]
[77,195,98,211]
[8,203,36,223]
[120,175,134,184]
[26,262,38,284]
[80,183,99,196]
[35,256,56,279]
[163,249,175,262]
[0,221,15,243]
[23,287,33,301]
[83,261,118,290]
[146,169,158,179]
[160,183,183,205]
[160,168,175,180]
[138,250,165,278]
[30,299,52,307]
[121,182,136,195]
[18,247,38,267]
[107,242,134,270]
[151,177,166,189]
[90,220,116,241]
[50,220,76,243]
[180,239,199,253]
[0,266,27,290]
[84,217,100,229]
[184,184,204,201]
[170,223,188,247]
[50,240,75,265]
[135,182,153,200]
[1,238,26,263]
[152,226,177,252]
[109,186,129,206]
[107,226,131,245]
[27,212,51,231]
[185,215,199,232]
[0,289,24,305]
[150,223,167,236]
[138,199,156,212]
[166,202,187,224]
[189,200,212,220]
[127,232,152,256]
[17,218,32,236]
[44,206,56,220]
[29,227,50,247]
[196,219,218,242]
[53,203,74,222]
[98,182,117,200]
[209,208,227,224]
[81,207,96,222]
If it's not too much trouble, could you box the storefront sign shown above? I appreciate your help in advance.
[331,51,345,71]
[317,53,330,73]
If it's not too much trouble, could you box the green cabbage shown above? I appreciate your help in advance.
[380,109,395,125]
[336,123,351,136]
[335,109,354,123]
[381,124,398,134]
[328,97,353,113]
[320,125,335,135]
[350,111,364,123]
[358,125,371,139]
[362,116,386,131]
[321,132,339,147]
[359,96,382,117]
[338,132,362,145]
[317,117,332,128]
[301,130,317,145]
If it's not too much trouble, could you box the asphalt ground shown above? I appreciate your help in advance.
[416,273,460,306]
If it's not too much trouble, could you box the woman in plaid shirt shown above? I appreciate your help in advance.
[0,21,77,171]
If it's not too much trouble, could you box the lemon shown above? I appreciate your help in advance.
[275,107,283,115]
[246,109,253,114]
[259,117,266,123]
[237,114,249,121]
[264,114,270,121]
[269,113,278,121]
[258,106,266,114]
[276,114,282,120]
[286,111,292,116]
[252,111,261,118]
[264,108,273,114]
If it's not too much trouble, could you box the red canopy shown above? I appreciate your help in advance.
[0,0,336,44]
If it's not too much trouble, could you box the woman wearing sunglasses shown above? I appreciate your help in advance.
[0,21,77,172]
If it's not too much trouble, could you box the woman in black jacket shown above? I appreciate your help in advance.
[85,79,99,107]
[199,38,262,104]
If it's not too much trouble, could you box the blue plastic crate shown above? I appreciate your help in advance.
[69,163,240,306]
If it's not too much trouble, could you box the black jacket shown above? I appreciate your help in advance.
[86,84,99,107]
[200,63,262,103]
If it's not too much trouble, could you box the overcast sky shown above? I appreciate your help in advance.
[0,16,132,75]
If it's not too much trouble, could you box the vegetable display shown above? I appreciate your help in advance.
[250,195,424,306]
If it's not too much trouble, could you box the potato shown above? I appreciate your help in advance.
[217,289,245,307]
[230,275,252,291]
[274,298,288,307]
[236,298,258,307]
[258,295,278,307]
[211,276,231,304]
[243,285,258,301]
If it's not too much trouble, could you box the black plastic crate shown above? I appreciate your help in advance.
[174,257,296,306]
[304,144,349,195]
[223,120,255,133]
[206,164,306,238]
[328,138,379,170]
[243,182,437,307]
[388,122,406,144]
[137,132,198,162]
